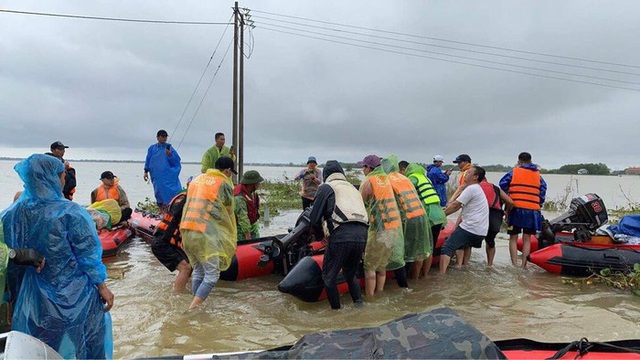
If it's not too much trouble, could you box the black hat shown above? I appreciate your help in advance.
[214,157,238,174]
[157,129,168,137]
[50,141,69,150]
[453,154,471,164]
[100,171,115,180]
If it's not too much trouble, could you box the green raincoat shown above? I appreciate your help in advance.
[382,156,432,262]
[360,164,404,271]
[406,163,448,228]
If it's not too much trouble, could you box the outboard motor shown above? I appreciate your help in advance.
[257,206,322,274]
[540,193,608,244]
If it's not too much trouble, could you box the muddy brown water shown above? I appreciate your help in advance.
[108,211,640,358]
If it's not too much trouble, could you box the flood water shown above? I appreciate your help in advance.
[1,160,640,357]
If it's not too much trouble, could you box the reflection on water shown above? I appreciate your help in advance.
[109,211,640,358]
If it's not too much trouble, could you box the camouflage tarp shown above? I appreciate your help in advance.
[219,307,506,359]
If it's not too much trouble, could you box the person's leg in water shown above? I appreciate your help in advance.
[410,260,422,280]
[394,266,408,288]
[420,224,441,277]
[364,270,376,297]
[343,242,365,306]
[191,261,204,297]
[455,249,465,267]
[322,242,344,310]
[462,246,472,266]
[174,259,192,291]
[508,230,520,267]
[521,232,532,269]
[485,231,498,267]
[375,270,386,293]
[189,257,220,309]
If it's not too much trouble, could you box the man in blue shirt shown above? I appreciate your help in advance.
[427,155,452,207]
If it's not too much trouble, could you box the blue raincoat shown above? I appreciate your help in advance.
[426,164,450,207]
[144,143,183,206]
[1,154,113,359]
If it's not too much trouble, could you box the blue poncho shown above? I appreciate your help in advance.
[144,143,182,206]
[1,154,113,359]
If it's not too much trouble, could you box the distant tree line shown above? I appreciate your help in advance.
[544,163,611,175]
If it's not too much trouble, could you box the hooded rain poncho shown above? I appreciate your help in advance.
[1,154,112,359]
[144,143,182,206]
[180,169,238,271]
[360,164,404,271]
[382,156,432,263]
[406,163,448,227]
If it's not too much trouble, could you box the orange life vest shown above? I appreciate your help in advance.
[181,174,225,233]
[387,173,426,220]
[94,183,120,203]
[156,192,187,248]
[367,174,402,230]
[458,163,472,187]
[509,167,542,210]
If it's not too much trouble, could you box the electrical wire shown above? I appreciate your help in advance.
[257,22,640,86]
[248,8,640,70]
[253,15,640,77]
[0,8,231,25]
[176,38,234,149]
[171,14,233,147]
[258,26,640,92]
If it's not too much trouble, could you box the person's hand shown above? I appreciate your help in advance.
[143,172,149,182]
[97,283,115,312]
[230,146,235,156]
[64,161,70,170]
[244,232,252,240]
[445,169,452,175]
[12,248,45,271]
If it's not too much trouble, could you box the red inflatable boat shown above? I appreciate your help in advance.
[128,210,160,243]
[99,227,134,258]
[277,222,455,302]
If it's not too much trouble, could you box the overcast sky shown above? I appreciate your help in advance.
[1,1,639,170]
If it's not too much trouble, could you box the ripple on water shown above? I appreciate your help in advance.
[108,216,640,358]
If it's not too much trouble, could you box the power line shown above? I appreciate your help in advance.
[0,9,231,25]
[172,14,233,148]
[257,22,640,86]
[176,38,235,149]
[259,26,640,93]
[254,15,640,77]
[248,8,640,70]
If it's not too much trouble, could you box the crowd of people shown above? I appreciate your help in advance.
[0,129,547,356]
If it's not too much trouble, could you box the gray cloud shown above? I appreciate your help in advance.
[1,0,639,170]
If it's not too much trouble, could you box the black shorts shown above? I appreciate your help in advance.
[507,225,536,235]
[151,236,189,272]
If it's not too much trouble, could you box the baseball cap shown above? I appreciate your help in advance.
[307,156,317,164]
[453,154,472,163]
[433,155,445,162]
[357,154,382,168]
[157,129,168,137]
[214,156,238,174]
[50,141,69,150]
[100,171,115,180]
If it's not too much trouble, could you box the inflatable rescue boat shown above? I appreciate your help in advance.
[99,226,134,258]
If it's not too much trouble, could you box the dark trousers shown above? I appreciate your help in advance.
[322,242,365,309]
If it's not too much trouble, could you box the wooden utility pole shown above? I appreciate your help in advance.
[239,11,245,179]
[232,2,239,176]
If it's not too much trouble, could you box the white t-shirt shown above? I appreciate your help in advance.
[457,183,489,236]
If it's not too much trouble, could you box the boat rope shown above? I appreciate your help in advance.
[546,337,640,360]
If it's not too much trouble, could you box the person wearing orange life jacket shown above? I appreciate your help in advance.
[382,156,432,285]
[180,157,237,309]
[358,155,404,298]
[90,171,132,222]
[151,176,194,291]
[500,152,547,269]
[234,170,264,241]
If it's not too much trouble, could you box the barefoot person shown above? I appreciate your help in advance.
[440,166,489,275]
[500,152,547,269]
[152,177,194,291]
